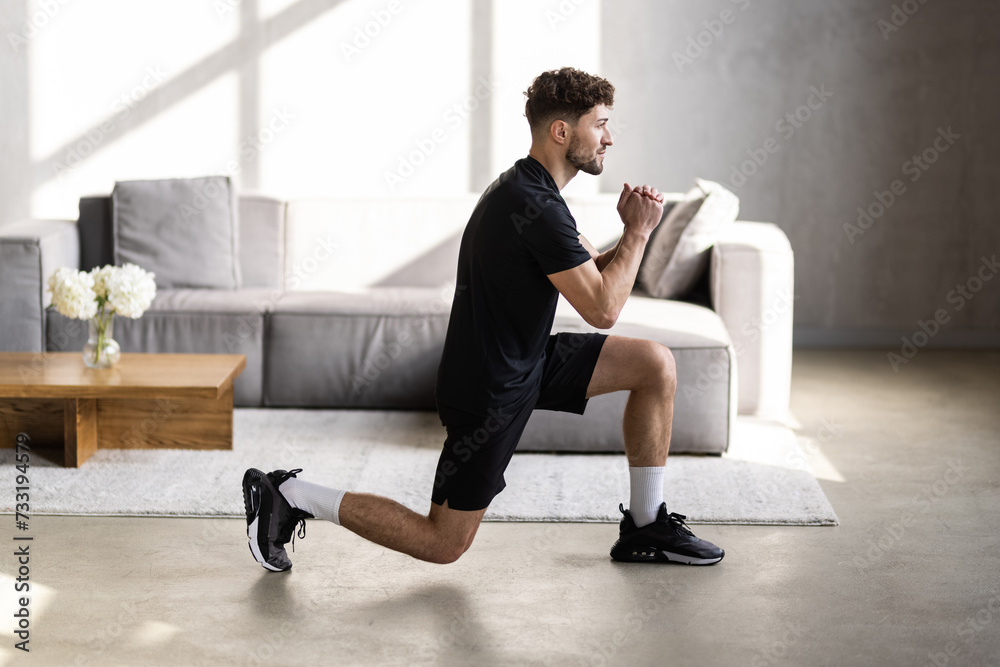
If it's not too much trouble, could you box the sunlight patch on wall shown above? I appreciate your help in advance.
[258,0,302,21]
[31,73,240,219]
[258,0,472,198]
[27,0,240,219]
[29,0,238,159]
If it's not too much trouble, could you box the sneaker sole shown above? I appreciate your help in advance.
[242,469,286,572]
[611,545,725,566]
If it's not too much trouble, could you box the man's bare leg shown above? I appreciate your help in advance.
[245,468,487,570]
[338,495,486,565]
[341,332,673,564]
[333,337,673,565]
[584,334,723,564]
[585,335,676,465]
[286,336,671,567]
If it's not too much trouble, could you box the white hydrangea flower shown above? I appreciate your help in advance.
[89,265,116,299]
[47,267,98,320]
[47,263,157,321]
[106,263,157,318]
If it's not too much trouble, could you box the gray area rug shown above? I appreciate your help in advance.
[1,410,838,525]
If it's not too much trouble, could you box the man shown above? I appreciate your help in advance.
[243,67,724,571]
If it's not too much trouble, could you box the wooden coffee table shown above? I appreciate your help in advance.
[0,352,245,467]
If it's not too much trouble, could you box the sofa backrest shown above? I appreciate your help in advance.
[281,194,640,291]
[77,193,286,290]
[283,197,478,291]
[77,191,681,293]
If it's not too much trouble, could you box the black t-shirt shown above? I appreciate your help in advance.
[435,156,593,415]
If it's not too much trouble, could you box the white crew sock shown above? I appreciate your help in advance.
[629,466,665,528]
[279,478,346,525]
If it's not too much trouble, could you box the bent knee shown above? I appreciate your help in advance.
[642,342,676,391]
[427,534,476,565]
[429,543,470,565]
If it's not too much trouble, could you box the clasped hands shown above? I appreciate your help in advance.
[617,181,665,239]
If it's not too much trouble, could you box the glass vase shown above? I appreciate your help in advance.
[83,314,121,369]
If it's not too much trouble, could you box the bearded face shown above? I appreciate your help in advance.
[566,132,605,176]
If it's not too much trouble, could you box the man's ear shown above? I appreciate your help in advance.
[549,119,570,146]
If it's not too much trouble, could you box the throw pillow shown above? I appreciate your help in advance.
[112,176,241,290]
[639,185,705,295]
[640,178,739,299]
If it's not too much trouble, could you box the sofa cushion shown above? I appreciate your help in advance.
[518,295,735,453]
[0,238,45,352]
[265,287,453,408]
[112,176,241,290]
[640,179,739,299]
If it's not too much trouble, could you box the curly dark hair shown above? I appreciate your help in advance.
[523,67,615,136]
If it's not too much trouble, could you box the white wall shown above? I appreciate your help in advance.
[5,0,997,345]
[3,0,611,222]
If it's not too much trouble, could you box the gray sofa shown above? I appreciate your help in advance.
[0,190,794,454]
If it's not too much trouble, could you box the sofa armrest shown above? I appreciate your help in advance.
[0,219,79,352]
[710,221,794,418]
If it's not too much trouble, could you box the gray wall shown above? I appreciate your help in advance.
[601,0,1000,346]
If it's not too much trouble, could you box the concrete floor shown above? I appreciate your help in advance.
[2,350,999,666]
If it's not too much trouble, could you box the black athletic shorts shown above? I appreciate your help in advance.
[431,331,608,511]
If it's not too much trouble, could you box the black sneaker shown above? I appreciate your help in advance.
[610,503,725,565]
[242,468,314,572]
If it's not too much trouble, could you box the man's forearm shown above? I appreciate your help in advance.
[594,235,624,272]
[596,229,648,319]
